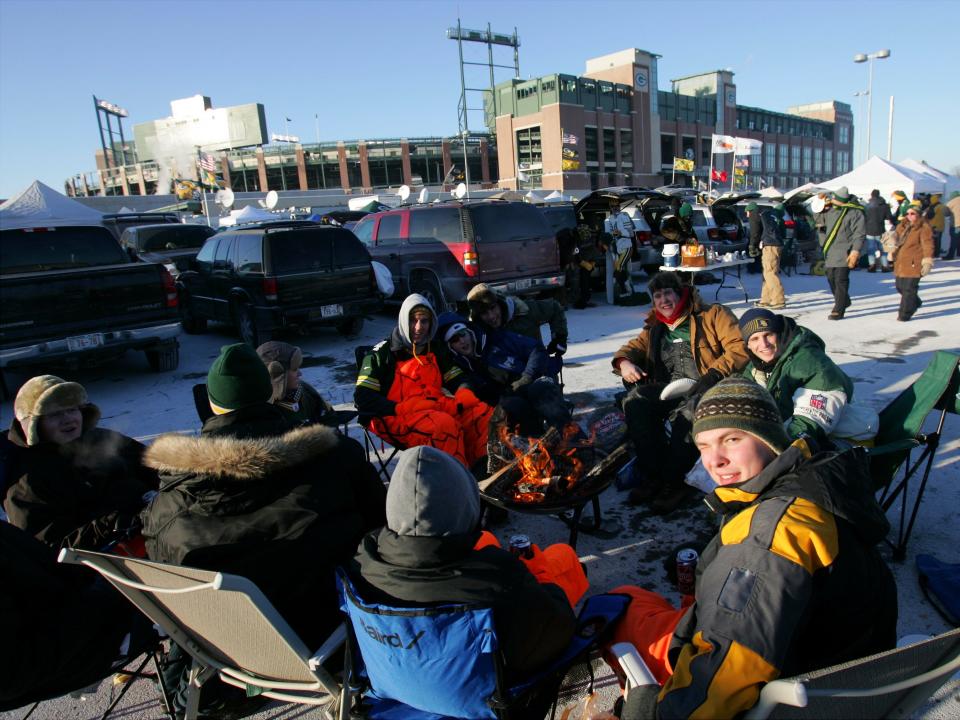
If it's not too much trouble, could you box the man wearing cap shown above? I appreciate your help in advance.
[612,272,748,513]
[606,378,897,719]
[605,200,637,301]
[739,308,853,444]
[467,283,568,357]
[746,202,786,309]
[356,294,493,469]
[347,445,576,699]
[891,190,910,221]
[819,187,865,320]
[142,342,386,651]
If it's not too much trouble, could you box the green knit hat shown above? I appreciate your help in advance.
[693,377,790,454]
[678,202,693,218]
[745,201,759,212]
[207,343,272,414]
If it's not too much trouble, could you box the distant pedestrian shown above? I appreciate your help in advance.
[746,202,786,309]
[818,187,865,320]
[864,189,894,272]
[605,200,636,302]
[924,194,947,257]
[945,191,960,260]
[891,190,910,222]
[890,206,935,321]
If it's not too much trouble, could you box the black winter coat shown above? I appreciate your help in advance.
[141,403,387,647]
[349,527,576,685]
[864,197,893,236]
[3,414,158,550]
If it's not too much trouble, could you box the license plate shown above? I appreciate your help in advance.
[515,278,532,291]
[320,303,342,318]
[66,333,104,351]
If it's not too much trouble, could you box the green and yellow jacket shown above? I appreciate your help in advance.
[659,440,897,719]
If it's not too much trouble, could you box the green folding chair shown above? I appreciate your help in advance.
[869,350,960,561]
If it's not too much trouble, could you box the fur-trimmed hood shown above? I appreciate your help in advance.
[144,423,341,481]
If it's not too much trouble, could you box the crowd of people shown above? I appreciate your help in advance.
[4,184,949,716]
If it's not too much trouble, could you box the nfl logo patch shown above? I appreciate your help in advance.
[810,394,827,410]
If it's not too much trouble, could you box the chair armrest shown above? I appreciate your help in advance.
[742,680,807,720]
[610,642,658,691]
[867,438,922,456]
[308,623,347,671]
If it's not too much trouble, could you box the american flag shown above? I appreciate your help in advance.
[199,153,217,172]
[562,133,578,145]
[735,157,751,168]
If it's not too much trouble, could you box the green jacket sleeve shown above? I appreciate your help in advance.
[531,298,568,344]
[354,342,398,420]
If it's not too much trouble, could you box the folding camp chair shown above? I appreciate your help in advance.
[338,569,630,719]
[613,628,960,719]
[57,548,350,720]
[354,345,406,480]
[868,350,960,560]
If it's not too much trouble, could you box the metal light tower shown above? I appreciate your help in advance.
[853,90,869,165]
[853,49,890,161]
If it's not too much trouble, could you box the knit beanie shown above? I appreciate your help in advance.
[256,340,303,403]
[892,190,906,201]
[14,375,98,446]
[386,446,480,537]
[207,343,272,415]
[678,202,692,219]
[745,201,759,212]
[738,308,784,341]
[693,377,790,454]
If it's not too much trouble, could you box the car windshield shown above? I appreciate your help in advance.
[470,203,550,243]
[139,225,214,252]
[1,227,128,272]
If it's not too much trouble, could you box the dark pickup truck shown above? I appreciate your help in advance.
[0,224,182,377]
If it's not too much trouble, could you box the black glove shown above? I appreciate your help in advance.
[686,368,723,400]
[546,338,568,356]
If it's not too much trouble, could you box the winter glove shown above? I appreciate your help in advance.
[510,374,534,393]
[395,397,436,416]
[454,387,480,412]
[846,251,860,269]
[685,368,723,400]
[921,257,934,277]
[546,338,568,356]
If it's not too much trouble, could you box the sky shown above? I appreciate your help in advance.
[1,0,958,199]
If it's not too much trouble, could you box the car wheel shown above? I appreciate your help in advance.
[145,343,180,373]
[412,277,447,313]
[337,316,365,338]
[179,293,207,334]
[236,303,268,347]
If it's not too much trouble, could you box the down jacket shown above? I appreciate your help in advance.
[893,216,935,279]
[612,291,749,382]
[742,317,853,442]
[141,403,386,647]
[659,440,897,718]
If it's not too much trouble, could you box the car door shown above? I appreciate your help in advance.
[209,234,237,322]
[375,212,406,296]
[182,236,219,319]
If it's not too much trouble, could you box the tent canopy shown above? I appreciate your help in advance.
[899,159,960,197]
[216,205,277,227]
[0,181,104,229]
[820,156,943,203]
[759,186,785,199]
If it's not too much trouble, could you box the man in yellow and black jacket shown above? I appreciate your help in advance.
[608,377,897,719]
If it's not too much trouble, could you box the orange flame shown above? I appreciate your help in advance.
[498,423,588,503]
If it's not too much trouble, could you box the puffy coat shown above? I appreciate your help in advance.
[349,528,575,685]
[3,407,158,550]
[819,202,866,267]
[893,217,935,278]
[612,291,748,382]
[743,318,853,441]
[141,403,386,647]
[660,441,897,719]
[864,196,893,236]
[498,295,568,346]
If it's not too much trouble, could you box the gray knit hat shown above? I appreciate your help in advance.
[693,377,790,454]
[14,375,99,446]
[386,446,480,537]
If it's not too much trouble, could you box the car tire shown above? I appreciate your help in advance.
[179,293,207,334]
[337,316,365,338]
[236,303,269,347]
[412,277,447,313]
[146,343,180,373]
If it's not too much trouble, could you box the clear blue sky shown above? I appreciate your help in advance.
[1,0,958,198]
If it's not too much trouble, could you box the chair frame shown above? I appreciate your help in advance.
[58,548,350,720]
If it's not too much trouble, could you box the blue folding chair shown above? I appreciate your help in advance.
[337,570,629,719]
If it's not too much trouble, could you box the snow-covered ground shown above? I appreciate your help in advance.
[2,259,958,719]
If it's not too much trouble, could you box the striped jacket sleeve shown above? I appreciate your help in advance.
[354,342,397,419]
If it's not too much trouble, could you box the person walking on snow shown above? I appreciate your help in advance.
[891,204,935,321]
[746,202,786,309]
[818,186,865,320]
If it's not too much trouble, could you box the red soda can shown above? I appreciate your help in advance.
[676,548,699,595]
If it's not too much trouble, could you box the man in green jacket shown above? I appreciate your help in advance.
[467,283,569,356]
[816,187,865,320]
[739,308,853,444]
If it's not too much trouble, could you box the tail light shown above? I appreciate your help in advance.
[635,230,652,245]
[160,267,178,308]
[784,219,796,228]
[448,242,478,277]
[707,228,721,240]
[263,277,278,302]
[462,250,479,277]
[726,228,738,240]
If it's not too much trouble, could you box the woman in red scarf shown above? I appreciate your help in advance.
[611,272,749,513]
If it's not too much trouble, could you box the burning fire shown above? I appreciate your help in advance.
[499,423,587,503]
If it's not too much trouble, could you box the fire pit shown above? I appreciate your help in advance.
[479,425,631,548]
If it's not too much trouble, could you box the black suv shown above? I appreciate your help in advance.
[101,212,181,241]
[350,200,563,312]
[177,222,382,346]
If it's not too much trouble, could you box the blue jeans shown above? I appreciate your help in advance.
[864,235,889,268]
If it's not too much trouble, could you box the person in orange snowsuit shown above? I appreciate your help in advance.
[355,294,493,470]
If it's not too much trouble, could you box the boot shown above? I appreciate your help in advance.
[651,480,693,515]
[867,264,877,273]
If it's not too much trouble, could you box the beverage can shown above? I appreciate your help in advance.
[509,534,534,559]
[676,548,699,595]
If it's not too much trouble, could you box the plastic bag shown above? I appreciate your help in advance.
[560,692,616,720]
[371,261,395,297]
[684,456,718,494]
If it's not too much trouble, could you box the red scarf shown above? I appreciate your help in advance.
[654,287,692,329]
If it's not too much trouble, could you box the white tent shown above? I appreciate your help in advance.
[899,159,960,197]
[819,156,943,202]
[759,186,785,199]
[0,180,104,229]
[542,190,576,203]
[217,205,277,227]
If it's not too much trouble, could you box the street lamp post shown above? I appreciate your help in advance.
[853,90,869,165]
[853,49,890,161]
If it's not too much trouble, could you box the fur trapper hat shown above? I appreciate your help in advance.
[14,375,99,446]
[467,283,502,320]
[256,340,303,403]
